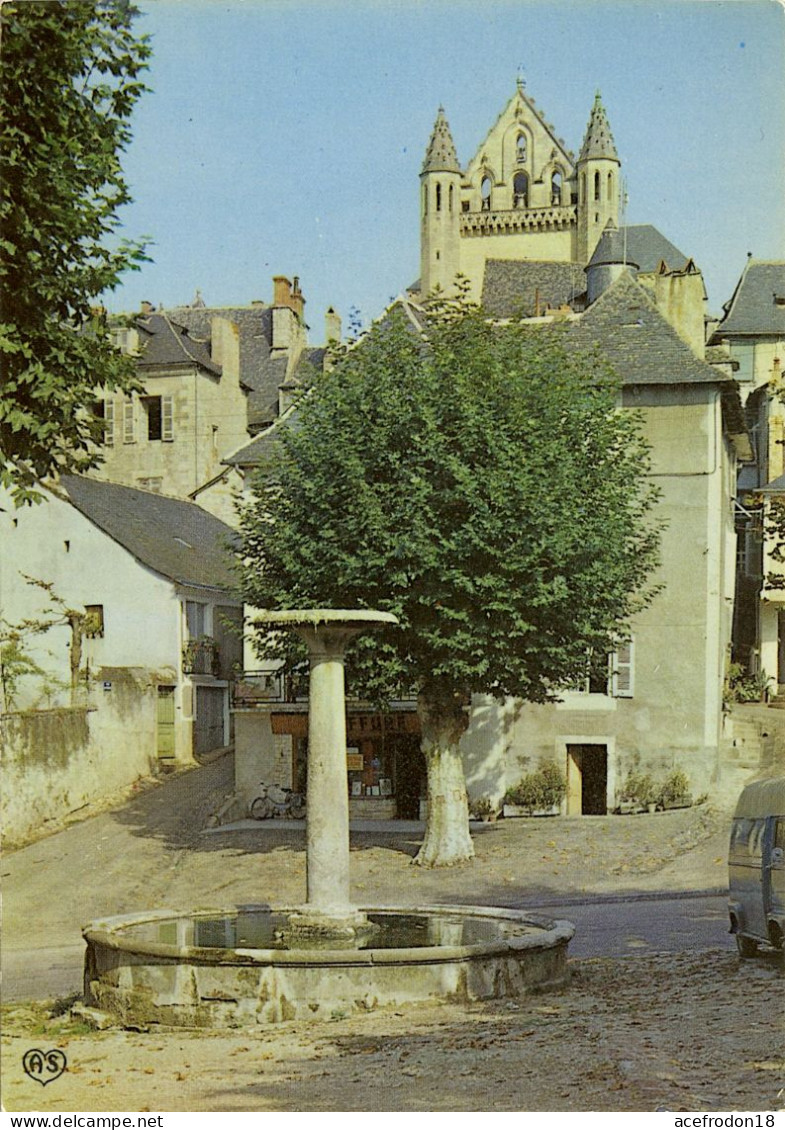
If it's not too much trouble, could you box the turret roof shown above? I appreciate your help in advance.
[578,91,619,163]
[421,106,461,174]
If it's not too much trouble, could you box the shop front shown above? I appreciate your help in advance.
[271,706,425,820]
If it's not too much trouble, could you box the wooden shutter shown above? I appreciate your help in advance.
[104,399,115,445]
[122,397,135,443]
[161,394,174,441]
[611,639,634,698]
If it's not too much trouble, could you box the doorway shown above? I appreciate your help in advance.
[156,685,176,760]
[566,744,608,815]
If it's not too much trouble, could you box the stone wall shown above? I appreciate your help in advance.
[1,671,158,846]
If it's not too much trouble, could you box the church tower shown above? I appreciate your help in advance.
[576,92,621,264]
[420,107,462,298]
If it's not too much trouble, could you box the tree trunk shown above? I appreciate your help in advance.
[413,690,475,867]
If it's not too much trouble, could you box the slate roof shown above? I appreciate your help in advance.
[711,261,785,338]
[135,313,221,376]
[619,226,690,273]
[588,225,641,269]
[60,476,238,591]
[165,303,326,431]
[481,260,585,317]
[567,271,738,390]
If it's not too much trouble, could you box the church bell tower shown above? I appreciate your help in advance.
[576,92,620,264]
[419,107,462,298]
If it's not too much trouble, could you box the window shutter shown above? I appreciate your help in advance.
[122,397,135,444]
[104,399,115,446]
[161,395,174,441]
[612,639,634,698]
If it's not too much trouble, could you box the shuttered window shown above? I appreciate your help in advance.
[103,398,115,445]
[122,397,135,444]
[161,394,174,441]
[611,639,634,698]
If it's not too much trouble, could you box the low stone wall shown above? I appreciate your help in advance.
[1,672,158,845]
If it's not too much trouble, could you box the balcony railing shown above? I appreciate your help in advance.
[182,636,220,676]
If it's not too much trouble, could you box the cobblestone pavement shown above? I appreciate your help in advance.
[1,949,782,1112]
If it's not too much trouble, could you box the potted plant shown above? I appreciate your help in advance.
[618,770,658,814]
[469,796,497,823]
[503,761,565,817]
[658,770,692,810]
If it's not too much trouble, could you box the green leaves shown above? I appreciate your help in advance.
[238,299,661,708]
[0,0,151,503]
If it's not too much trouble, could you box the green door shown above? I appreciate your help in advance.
[157,685,176,760]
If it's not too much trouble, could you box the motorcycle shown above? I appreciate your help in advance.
[249,781,305,820]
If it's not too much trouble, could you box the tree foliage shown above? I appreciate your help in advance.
[239,300,660,697]
[237,297,661,863]
[0,0,151,503]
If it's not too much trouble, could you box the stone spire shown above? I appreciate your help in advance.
[578,91,618,162]
[421,106,461,174]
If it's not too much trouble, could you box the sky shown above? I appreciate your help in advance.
[109,0,785,338]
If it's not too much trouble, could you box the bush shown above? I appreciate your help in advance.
[621,770,658,807]
[724,663,773,704]
[470,796,494,819]
[505,760,566,810]
[658,770,691,808]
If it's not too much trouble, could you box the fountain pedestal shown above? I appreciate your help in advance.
[254,609,397,935]
[82,607,575,1026]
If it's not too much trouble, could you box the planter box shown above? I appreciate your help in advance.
[662,797,692,810]
[503,804,560,818]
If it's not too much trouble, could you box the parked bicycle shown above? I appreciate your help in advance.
[249,782,305,820]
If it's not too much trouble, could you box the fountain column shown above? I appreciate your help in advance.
[253,610,398,934]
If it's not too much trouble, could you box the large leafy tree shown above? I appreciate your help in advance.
[237,298,661,866]
[0,0,151,504]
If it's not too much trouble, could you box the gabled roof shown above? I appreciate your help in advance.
[60,476,238,591]
[481,260,585,317]
[711,260,785,338]
[135,313,222,376]
[165,303,327,432]
[567,271,735,388]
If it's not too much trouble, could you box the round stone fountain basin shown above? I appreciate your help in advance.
[83,905,574,1027]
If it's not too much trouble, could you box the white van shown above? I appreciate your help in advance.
[728,776,785,957]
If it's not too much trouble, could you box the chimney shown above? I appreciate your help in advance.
[273,276,293,308]
[290,276,305,319]
[210,315,239,379]
[325,306,342,344]
[140,300,155,316]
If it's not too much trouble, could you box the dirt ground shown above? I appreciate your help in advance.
[1,948,782,1112]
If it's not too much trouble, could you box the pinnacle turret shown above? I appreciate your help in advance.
[578,91,619,162]
[421,107,461,174]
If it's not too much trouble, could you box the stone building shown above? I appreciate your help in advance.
[232,82,752,818]
[710,259,785,691]
[93,276,333,525]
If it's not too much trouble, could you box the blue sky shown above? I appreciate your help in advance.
[110,0,785,337]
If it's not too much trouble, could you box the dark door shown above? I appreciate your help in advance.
[567,744,608,815]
